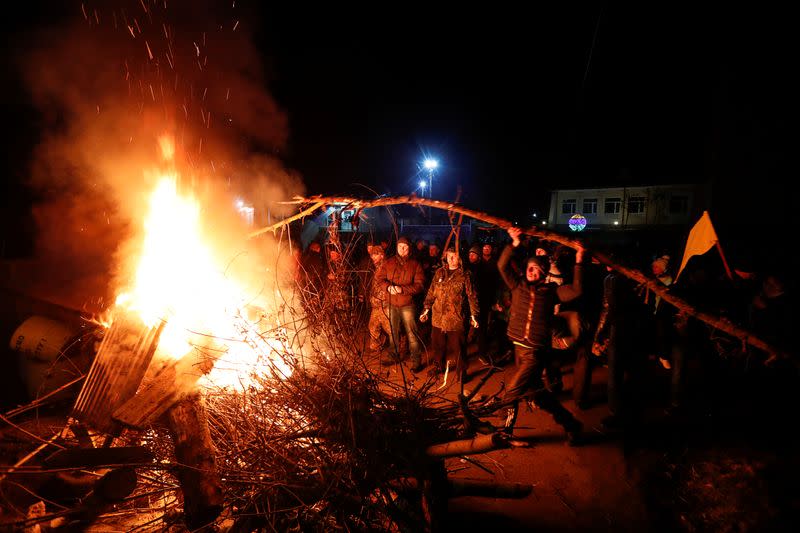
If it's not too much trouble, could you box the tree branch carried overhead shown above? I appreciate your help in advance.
[250,193,788,362]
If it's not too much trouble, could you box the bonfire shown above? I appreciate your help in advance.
[1,141,517,533]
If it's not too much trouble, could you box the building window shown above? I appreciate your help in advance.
[562,199,576,214]
[582,198,597,214]
[669,195,688,214]
[604,197,621,214]
[628,196,646,214]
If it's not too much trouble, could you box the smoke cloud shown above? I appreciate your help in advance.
[13,1,304,311]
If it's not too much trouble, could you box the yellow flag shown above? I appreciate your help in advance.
[675,211,719,282]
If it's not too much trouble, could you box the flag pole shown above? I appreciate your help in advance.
[715,241,734,280]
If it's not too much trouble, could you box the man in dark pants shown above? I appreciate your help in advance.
[592,265,646,429]
[498,227,586,445]
[420,247,479,384]
[566,258,606,409]
[475,243,500,358]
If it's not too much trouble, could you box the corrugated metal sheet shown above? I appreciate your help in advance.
[72,310,163,435]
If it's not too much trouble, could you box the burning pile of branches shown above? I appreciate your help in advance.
[2,240,510,532]
[188,270,502,530]
[110,295,505,531]
[203,361,465,529]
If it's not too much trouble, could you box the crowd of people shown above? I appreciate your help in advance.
[291,228,794,445]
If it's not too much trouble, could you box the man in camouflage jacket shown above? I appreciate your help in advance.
[365,245,392,352]
[420,248,479,381]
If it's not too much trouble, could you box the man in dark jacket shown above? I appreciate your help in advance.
[592,264,646,428]
[467,245,481,275]
[475,243,500,355]
[299,240,328,295]
[376,236,426,371]
[498,227,586,444]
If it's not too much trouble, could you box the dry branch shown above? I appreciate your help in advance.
[248,201,325,238]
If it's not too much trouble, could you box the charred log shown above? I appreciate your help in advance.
[166,393,223,530]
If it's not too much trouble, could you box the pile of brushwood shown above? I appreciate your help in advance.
[1,245,510,532]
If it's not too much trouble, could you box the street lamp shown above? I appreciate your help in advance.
[418,180,427,194]
[423,158,438,199]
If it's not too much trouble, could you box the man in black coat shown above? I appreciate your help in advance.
[497,227,586,445]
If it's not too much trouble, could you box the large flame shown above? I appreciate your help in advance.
[114,138,292,390]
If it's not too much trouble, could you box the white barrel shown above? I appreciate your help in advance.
[9,315,80,399]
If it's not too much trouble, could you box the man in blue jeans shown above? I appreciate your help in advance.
[375,236,426,372]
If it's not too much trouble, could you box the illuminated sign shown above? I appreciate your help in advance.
[568,213,587,232]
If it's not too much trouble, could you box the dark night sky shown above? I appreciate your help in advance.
[1,2,796,246]
[252,3,794,221]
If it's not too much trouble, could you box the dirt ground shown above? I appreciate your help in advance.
[376,344,800,533]
[446,364,650,532]
[2,335,798,532]
[372,353,650,532]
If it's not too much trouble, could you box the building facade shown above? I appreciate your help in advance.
[547,183,705,230]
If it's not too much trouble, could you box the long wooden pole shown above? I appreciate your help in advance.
[249,194,788,361]
[715,241,734,281]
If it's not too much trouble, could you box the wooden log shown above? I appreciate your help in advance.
[425,432,506,458]
[166,393,223,530]
[448,479,533,498]
[44,446,153,469]
[52,467,138,531]
[389,476,534,499]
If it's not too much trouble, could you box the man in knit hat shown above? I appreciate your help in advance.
[375,236,426,372]
[466,244,481,278]
[365,245,391,353]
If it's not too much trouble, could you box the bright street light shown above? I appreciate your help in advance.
[419,180,427,190]
[421,158,438,199]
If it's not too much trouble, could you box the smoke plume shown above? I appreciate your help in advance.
[13,0,304,311]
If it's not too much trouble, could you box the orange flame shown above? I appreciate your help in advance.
[114,136,292,389]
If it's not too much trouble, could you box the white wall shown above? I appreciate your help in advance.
[547,184,697,228]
